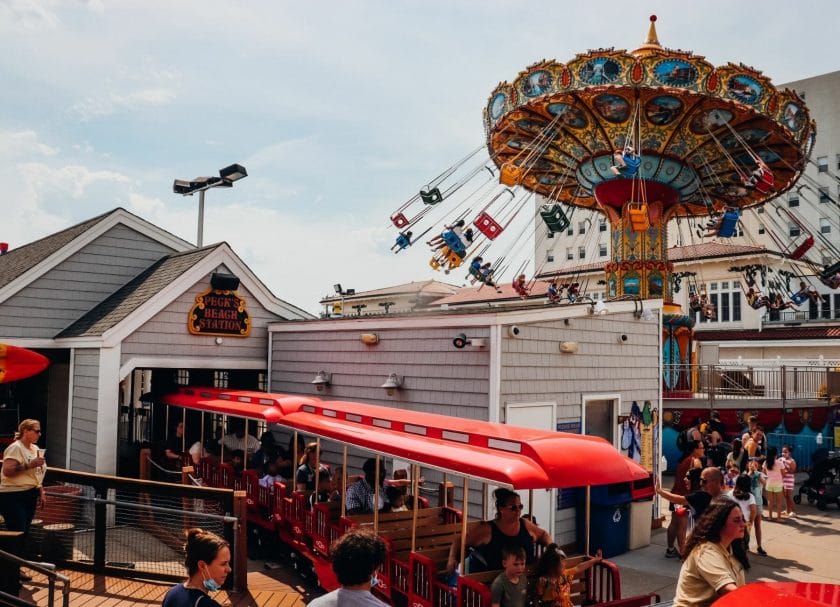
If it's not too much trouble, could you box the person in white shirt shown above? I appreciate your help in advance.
[726,474,757,554]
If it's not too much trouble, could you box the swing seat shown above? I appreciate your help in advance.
[540,204,570,234]
[391,212,409,229]
[474,211,504,240]
[717,208,741,238]
[442,230,466,255]
[627,203,649,232]
[420,187,443,205]
[788,235,814,260]
[820,261,840,280]
[753,168,774,194]
[395,233,411,250]
[429,257,441,270]
[499,164,523,186]
[790,292,808,306]
[618,154,642,178]
[445,250,463,269]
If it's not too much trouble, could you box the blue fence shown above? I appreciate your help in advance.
[766,432,836,468]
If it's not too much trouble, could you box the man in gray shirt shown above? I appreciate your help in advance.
[308,528,388,606]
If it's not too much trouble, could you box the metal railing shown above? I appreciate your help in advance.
[35,468,245,588]
[663,364,839,402]
[0,548,69,607]
[763,309,840,324]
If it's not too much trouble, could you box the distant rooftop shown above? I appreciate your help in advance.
[319,279,458,303]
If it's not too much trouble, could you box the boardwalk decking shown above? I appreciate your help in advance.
[19,565,319,607]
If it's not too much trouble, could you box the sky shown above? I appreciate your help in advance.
[2,1,839,314]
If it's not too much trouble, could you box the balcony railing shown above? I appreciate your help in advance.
[763,309,840,324]
[663,364,840,402]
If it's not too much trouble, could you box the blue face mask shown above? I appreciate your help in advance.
[370,575,380,589]
[202,567,221,592]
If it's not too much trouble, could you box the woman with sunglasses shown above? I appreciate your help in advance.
[445,487,551,575]
[0,419,47,582]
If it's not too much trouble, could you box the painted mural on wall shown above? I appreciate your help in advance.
[619,400,658,473]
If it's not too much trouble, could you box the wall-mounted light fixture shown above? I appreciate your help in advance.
[381,373,402,396]
[360,333,380,345]
[633,299,656,322]
[452,334,487,349]
[214,337,224,346]
[210,272,240,291]
[311,370,332,392]
[559,341,578,354]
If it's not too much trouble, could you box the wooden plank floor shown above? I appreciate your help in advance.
[18,565,322,607]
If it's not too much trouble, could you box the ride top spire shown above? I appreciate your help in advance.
[633,14,663,57]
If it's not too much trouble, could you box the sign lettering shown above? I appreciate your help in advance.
[188,288,251,337]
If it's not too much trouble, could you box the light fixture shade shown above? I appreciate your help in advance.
[311,370,332,385]
[173,179,193,194]
[210,272,240,290]
[381,373,402,390]
[220,163,247,182]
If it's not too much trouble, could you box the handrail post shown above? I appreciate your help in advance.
[781,365,787,406]
[94,491,107,571]
[231,490,248,591]
[139,447,151,481]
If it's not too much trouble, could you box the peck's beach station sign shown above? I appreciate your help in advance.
[188,273,251,337]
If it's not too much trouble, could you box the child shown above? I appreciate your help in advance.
[491,545,528,607]
[728,474,757,552]
[748,458,767,556]
[531,544,603,607]
[725,465,740,489]
[385,485,408,512]
[259,456,286,490]
[309,468,332,508]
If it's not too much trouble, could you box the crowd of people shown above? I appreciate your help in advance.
[655,412,803,606]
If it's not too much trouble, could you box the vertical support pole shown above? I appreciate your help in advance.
[221,415,227,462]
[373,454,381,533]
[139,447,151,481]
[181,408,186,453]
[232,490,248,591]
[94,494,106,571]
[585,485,591,556]
[459,477,469,573]
[781,365,787,405]
[411,463,419,552]
[197,189,205,248]
[341,446,348,518]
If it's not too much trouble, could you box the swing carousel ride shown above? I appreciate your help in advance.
[389,16,829,309]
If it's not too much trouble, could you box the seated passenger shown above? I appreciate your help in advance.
[512,274,529,299]
[610,145,641,178]
[566,282,580,302]
[345,458,387,515]
[391,230,413,252]
[383,486,408,513]
[219,422,260,458]
[547,281,561,303]
[309,468,333,508]
[741,159,769,188]
[259,456,287,490]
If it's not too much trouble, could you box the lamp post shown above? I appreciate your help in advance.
[173,163,247,247]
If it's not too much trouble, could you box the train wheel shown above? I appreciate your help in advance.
[817,500,827,511]
[793,494,801,504]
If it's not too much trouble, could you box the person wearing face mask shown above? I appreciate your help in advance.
[309,527,388,606]
[162,528,231,607]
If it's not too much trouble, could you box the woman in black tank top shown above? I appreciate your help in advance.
[447,487,552,574]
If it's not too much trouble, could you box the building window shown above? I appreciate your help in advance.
[758,223,766,235]
[566,247,574,260]
[546,250,554,262]
[599,219,607,232]
[818,156,828,173]
[176,370,190,385]
[578,221,586,235]
[578,246,586,259]
[696,282,741,324]
[598,243,607,257]
[567,226,574,236]
[836,153,840,171]
[789,222,800,237]
[820,218,831,234]
[214,370,229,388]
[788,193,799,207]
[819,187,830,203]
[757,207,764,214]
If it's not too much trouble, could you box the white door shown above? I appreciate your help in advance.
[505,402,556,538]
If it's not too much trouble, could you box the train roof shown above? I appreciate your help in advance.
[161,387,649,490]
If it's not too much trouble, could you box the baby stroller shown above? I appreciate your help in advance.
[794,448,840,511]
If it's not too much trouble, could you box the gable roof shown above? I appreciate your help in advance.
[0,210,116,289]
[57,246,220,338]
[0,207,193,306]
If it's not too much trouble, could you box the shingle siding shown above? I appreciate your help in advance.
[0,225,175,338]
[70,349,99,472]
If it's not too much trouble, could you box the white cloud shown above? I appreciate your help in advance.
[0,0,61,30]
[0,129,59,159]
[17,162,130,199]
[69,88,176,120]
